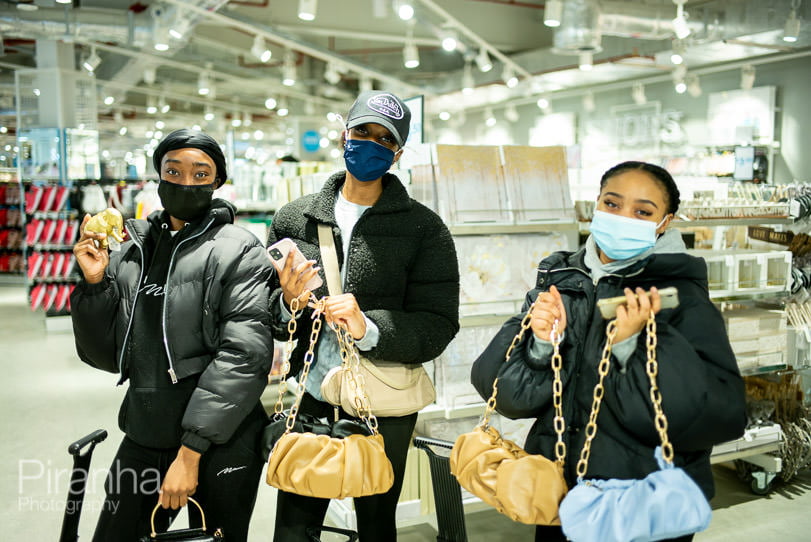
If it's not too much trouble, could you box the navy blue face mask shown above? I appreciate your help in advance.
[344,138,396,182]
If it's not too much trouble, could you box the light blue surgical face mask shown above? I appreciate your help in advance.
[590,210,668,261]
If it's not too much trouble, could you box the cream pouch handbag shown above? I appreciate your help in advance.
[316,224,435,417]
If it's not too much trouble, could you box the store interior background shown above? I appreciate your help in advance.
[2,0,811,540]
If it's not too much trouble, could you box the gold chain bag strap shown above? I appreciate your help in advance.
[265,297,394,499]
[559,313,712,542]
[449,294,568,525]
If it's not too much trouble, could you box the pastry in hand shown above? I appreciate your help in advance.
[84,208,125,251]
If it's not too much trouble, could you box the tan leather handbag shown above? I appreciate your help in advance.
[265,296,394,499]
[317,224,435,417]
[450,296,568,525]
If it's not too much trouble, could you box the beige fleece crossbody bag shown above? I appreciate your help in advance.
[317,223,435,417]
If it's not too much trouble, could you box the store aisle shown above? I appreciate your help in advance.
[1,284,809,541]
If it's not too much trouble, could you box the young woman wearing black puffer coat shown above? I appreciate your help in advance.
[471,161,747,542]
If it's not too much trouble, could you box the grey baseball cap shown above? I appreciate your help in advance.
[346,90,411,148]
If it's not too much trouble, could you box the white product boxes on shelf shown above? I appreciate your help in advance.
[404,143,575,225]
[723,308,789,372]
[688,249,792,297]
[434,323,503,409]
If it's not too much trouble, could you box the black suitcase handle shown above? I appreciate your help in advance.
[68,428,108,456]
[59,429,108,542]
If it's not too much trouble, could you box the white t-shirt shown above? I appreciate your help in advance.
[334,189,372,284]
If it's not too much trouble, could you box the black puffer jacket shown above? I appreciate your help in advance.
[71,200,274,452]
[471,248,747,499]
[267,171,460,374]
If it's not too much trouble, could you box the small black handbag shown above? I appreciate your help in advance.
[261,410,373,459]
[139,497,223,541]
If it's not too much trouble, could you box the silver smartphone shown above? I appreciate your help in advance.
[266,238,324,291]
[596,286,679,320]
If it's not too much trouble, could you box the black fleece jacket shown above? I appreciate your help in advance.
[267,171,460,375]
[71,200,274,453]
[471,248,747,499]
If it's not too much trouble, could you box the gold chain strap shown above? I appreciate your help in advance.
[575,320,617,479]
[483,293,567,463]
[645,314,674,463]
[273,296,303,416]
[333,325,379,433]
[575,311,674,480]
[284,296,326,433]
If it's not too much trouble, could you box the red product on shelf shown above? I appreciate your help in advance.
[51,253,65,279]
[25,186,43,215]
[29,284,45,311]
[0,254,8,272]
[0,185,6,204]
[39,252,54,279]
[27,252,43,280]
[62,253,76,278]
[39,185,56,213]
[0,208,7,226]
[63,220,79,245]
[0,229,8,248]
[53,219,68,246]
[42,284,58,311]
[25,219,42,245]
[42,219,57,245]
[52,186,69,212]
[54,284,71,311]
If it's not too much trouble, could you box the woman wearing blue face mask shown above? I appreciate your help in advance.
[471,161,747,542]
[266,91,460,541]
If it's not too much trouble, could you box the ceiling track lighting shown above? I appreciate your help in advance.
[396,1,414,21]
[670,39,686,65]
[82,46,101,73]
[544,0,563,28]
[251,35,271,63]
[672,0,691,40]
[439,28,458,52]
[197,72,210,96]
[461,61,475,95]
[484,107,496,127]
[686,73,702,97]
[502,65,518,88]
[359,76,373,92]
[298,0,317,21]
[536,96,550,110]
[632,82,647,105]
[578,51,593,71]
[159,96,170,114]
[204,105,215,121]
[282,51,297,86]
[169,17,190,41]
[403,41,419,69]
[277,98,289,117]
[504,104,519,123]
[741,64,756,90]
[784,0,802,42]
[475,47,493,72]
[324,62,343,84]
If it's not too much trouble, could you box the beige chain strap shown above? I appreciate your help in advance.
[483,293,567,464]
[645,313,674,463]
[575,319,617,479]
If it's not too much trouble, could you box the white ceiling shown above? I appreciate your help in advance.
[0,0,808,150]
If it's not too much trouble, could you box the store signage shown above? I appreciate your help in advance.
[301,130,320,152]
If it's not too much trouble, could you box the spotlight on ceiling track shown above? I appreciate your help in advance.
[784,1,801,43]
[672,0,691,40]
[298,0,317,21]
[544,0,563,28]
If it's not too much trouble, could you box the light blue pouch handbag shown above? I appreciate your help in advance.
[559,316,712,542]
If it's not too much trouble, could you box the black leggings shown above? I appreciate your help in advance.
[273,393,419,542]
[535,525,695,541]
[92,405,267,542]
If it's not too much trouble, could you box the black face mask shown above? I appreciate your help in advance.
[158,180,216,222]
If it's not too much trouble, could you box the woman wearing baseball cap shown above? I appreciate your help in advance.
[71,129,273,541]
[267,91,461,540]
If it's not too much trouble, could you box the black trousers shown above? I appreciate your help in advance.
[92,405,267,542]
[273,393,419,542]
[535,525,695,541]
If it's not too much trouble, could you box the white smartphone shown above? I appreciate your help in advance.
[267,238,324,291]
[596,286,679,320]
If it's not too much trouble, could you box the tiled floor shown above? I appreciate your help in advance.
[1,284,809,541]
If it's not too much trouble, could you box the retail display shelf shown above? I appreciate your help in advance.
[460,314,514,328]
[740,363,789,376]
[710,441,782,465]
[449,222,578,236]
[672,217,793,228]
[418,402,487,421]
